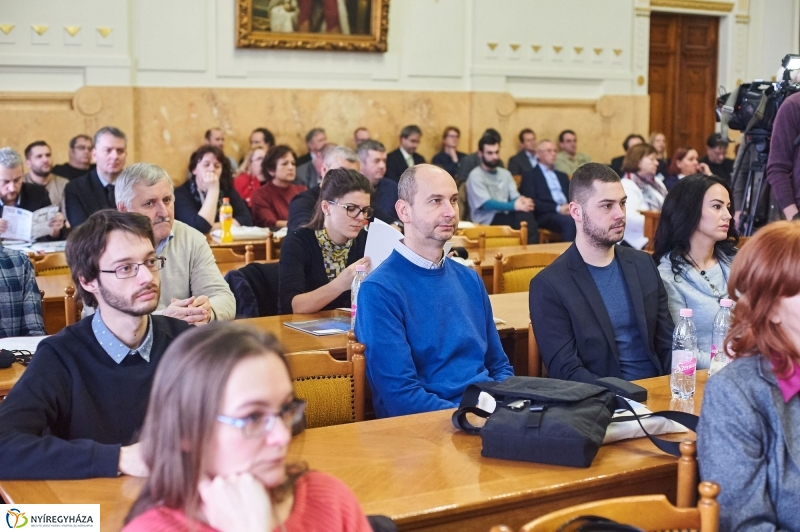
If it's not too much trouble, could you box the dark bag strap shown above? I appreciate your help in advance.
[452,384,493,434]
[610,396,699,457]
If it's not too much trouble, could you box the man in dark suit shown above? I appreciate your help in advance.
[529,163,673,384]
[507,128,538,176]
[0,147,66,240]
[64,126,127,227]
[295,127,327,168]
[609,134,644,176]
[519,140,576,241]
[385,125,425,183]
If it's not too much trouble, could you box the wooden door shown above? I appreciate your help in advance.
[649,13,719,156]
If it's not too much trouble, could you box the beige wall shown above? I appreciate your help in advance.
[1,87,648,184]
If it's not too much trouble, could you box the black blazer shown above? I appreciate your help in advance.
[1,183,65,241]
[529,244,674,384]
[385,148,425,183]
[508,150,536,176]
[63,170,116,227]
[519,165,570,217]
[610,155,625,176]
[296,152,312,167]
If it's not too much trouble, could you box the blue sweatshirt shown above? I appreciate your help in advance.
[355,249,514,418]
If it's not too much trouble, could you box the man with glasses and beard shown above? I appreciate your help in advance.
[0,210,191,480]
[466,133,538,243]
[529,163,674,384]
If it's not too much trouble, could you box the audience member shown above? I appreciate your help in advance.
[279,169,371,314]
[122,324,372,532]
[554,129,591,176]
[233,148,267,207]
[457,128,504,183]
[287,145,360,232]
[249,127,276,153]
[357,139,399,224]
[52,134,95,180]
[507,128,538,176]
[620,143,668,250]
[63,127,127,227]
[609,134,644,176]
[355,164,513,418]
[23,141,68,212]
[653,174,737,367]
[0,210,191,479]
[529,163,673,383]
[649,131,669,175]
[699,133,734,185]
[175,146,252,234]
[466,134,538,243]
[353,126,370,146]
[385,124,425,182]
[698,220,800,531]
[431,126,467,178]
[251,145,305,228]
[296,127,327,167]
[295,141,333,189]
[664,146,711,191]
[0,147,65,240]
[203,128,238,172]
[0,246,45,338]
[519,139,576,241]
[117,163,236,322]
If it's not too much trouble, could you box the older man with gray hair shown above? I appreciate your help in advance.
[114,162,235,323]
[287,145,360,232]
[357,139,399,224]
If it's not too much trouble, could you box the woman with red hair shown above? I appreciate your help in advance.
[698,220,800,530]
[663,147,711,191]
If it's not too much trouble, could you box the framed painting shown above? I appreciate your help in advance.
[236,0,389,52]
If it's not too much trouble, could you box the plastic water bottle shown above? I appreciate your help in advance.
[219,197,233,243]
[671,308,698,399]
[350,265,367,330]
[708,298,733,376]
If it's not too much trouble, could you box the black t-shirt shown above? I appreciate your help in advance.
[51,163,95,180]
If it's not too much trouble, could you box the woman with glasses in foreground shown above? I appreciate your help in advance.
[697,221,800,530]
[123,323,372,531]
[278,169,373,314]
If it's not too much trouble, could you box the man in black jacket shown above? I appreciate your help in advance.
[63,126,127,227]
[507,128,538,176]
[610,134,644,176]
[529,163,673,383]
[0,210,191,479]
[385,125,426,183]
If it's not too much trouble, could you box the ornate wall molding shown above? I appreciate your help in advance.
[650,0,735,12]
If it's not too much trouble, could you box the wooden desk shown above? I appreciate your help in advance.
[207,235,282,261]
[0,374,706,532]
[238,310,352,356]
[0,363,26,397]
[474,242,570,293]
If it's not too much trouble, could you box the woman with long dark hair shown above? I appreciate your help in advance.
[653,174,738,367]
[697,221,800,530]
[278,168,373,314]
[175,145,252,233]
[122,323,372,531]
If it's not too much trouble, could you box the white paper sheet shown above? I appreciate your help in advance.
[364,218,404,271]
[0,205,59,241]
[0,336,49,353]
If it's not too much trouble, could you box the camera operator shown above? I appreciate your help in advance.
[767,81,800,221]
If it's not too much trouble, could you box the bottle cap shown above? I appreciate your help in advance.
[720,298,733,308]
[222,197,230,203]
[679,308,693,318]
[355,265,366,272]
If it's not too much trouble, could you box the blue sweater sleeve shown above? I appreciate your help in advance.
[355,280,455,417]
[482,199,515,211]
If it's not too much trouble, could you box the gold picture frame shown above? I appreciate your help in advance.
[236,0,389,52]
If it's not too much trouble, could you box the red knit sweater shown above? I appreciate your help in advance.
[122,471,372,532]
[250,180,306,228]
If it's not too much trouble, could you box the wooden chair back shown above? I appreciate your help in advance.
[459,222,528,248]
[29,252,70,276]
[211,244,254,267]
[527,323,544,377]
[265,235,277,261]
[39,290,46,328]
[537,229,562,244]
[449,234,480,250]
[285,345,365,429]
[64,286,83,326]
[492,251,560,294]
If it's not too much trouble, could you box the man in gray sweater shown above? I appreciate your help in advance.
[115,163,235,322]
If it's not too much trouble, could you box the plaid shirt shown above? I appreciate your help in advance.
[0,247,46,338]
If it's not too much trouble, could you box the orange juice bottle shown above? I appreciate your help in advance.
[220,197,233,243]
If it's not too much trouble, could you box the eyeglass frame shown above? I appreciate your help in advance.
[99,256,167,279]
[326,201,374,219]
[216,398,307,438]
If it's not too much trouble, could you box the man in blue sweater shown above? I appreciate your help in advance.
[0,210,191,479]
[355,164,514,418]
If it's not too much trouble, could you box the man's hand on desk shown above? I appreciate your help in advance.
[162,296,211,325]
[119,442,148,477]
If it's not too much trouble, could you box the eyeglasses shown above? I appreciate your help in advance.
[327,201,374,219]
[99,257,166,279]
[217,399,306,438]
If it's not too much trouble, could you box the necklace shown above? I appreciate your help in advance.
[686,253,723,301]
